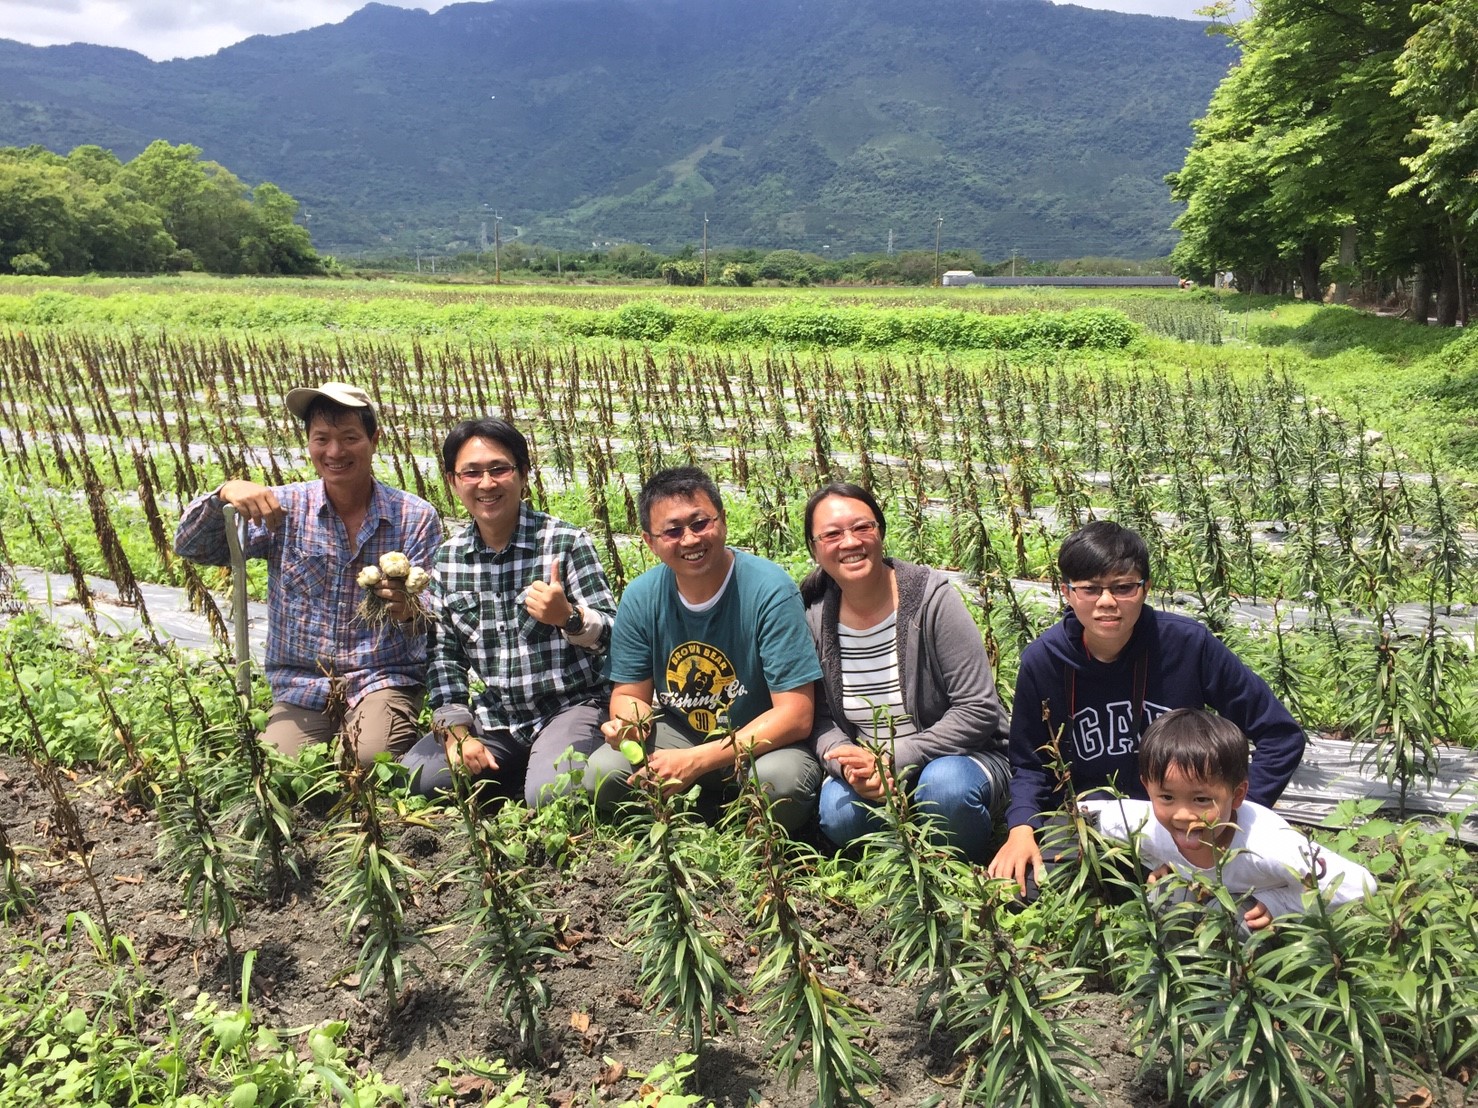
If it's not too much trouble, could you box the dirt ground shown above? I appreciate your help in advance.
[0,753,1458,1107]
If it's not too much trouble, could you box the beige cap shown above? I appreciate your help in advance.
[284,382,375,420]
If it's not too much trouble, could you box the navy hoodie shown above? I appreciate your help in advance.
[1005,606,1306,829]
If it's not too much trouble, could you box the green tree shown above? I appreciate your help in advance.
[1171,0,1464,318]
[0,158,84,274]
[1393,1,1478,323]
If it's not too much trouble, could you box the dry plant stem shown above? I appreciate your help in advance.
[3,649,114,946]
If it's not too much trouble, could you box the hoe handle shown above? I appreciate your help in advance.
[222,504,252,700]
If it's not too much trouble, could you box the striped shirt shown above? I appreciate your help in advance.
[838,612,919,742]
[174,479,442,710]
[426,505,615,746]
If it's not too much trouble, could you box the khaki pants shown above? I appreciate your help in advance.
[263,686,423,766]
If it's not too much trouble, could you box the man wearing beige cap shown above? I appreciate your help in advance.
[175,382,441,764]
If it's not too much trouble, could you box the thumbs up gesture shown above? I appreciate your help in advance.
[524,558,574,628]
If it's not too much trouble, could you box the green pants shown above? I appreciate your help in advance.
[584,720,821,834]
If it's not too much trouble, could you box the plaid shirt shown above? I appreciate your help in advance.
[427,504,614,746]
[174,479,442,710]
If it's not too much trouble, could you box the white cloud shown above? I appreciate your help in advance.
[4,1,452,61]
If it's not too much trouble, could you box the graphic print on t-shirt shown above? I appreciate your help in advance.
[661,641,748,736]
[1071,699,1172,761]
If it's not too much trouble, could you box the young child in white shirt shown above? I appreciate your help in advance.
[1081,708,1375,929]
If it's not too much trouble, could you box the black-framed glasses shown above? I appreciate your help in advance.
[650,515,718,542]
[812,520,880,547]
[455,463,517,484]
[1065,579,1146,600]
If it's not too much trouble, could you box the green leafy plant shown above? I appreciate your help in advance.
[449,763,559,1062]
[734,740,880,1106]
[613,716,736,1053]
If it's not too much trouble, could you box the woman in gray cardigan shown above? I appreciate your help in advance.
[801,483,1010,862]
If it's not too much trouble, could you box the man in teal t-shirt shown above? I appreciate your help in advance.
[586,467,822,832]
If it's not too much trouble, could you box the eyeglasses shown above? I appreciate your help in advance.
[1065,579,1146,600]
[812,520,880,547]
[650,515,718,542]
[454,463,517,484]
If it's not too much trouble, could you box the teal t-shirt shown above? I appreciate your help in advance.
[608,549,822,741]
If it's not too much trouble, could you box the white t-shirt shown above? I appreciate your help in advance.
[1080,797,1376,918]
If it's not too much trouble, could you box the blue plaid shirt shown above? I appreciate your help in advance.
[427,505,615,746]
[174,479,442,710]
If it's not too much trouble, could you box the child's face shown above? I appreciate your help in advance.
[1144,764,1249,865]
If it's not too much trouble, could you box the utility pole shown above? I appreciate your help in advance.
[493,214,502,285]
[1010,248,1019,277]
[934,216,943,287]
[887,228,894,256]
[702,213,709,286]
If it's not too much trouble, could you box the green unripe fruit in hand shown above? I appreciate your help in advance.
[619,738,645,764]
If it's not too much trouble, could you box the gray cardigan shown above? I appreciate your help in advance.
[806,559,1009,779]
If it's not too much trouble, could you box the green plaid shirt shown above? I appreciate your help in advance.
[427,504,614,745]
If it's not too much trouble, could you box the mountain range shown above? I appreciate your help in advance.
[0,0,1238,259]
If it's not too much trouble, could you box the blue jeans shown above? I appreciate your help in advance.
[818,754,995,863]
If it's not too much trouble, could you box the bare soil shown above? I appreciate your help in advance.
[0,754,1455,1107]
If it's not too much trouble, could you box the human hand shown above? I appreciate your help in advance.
[1243,898,1274,931]
[372,579,414,622]
[445,731,497,775]
[219,480,285,530]
[524,559,573,627]
[1147,863,1173,885]
[638,745,712,796]
[987,824,1045,896]
[826,743,890,801]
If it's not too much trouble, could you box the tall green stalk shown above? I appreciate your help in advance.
[614,727,735,1054]
[735,744,880,1106]
[449,764,559,1062]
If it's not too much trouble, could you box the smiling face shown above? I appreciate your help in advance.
[451,436,527,548]
[307,411,378,499]
[809,495,885,591]
[643,491,731,601]
[1145,763,1248,867]
[1061,572,1148,663]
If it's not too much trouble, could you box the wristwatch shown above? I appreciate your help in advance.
[564,605,586,635]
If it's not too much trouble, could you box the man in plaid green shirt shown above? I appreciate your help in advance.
[401,418,616,806]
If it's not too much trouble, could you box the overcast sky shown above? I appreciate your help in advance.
[8,0,1238,62]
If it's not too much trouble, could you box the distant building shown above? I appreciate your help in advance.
[941,270,977,286]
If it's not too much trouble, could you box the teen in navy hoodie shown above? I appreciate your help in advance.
[987,521,1305,894]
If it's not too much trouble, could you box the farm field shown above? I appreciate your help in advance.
[1,276,1477,1107]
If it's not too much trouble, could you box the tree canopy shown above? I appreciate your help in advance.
[1168,0,1476,323]
[0,141,322,277]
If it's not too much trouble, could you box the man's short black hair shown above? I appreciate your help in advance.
[303,396,377,439]
[1139,708,1249,789]
[1058,520,1150,583]
[639,466,724,532]
[440,418,531,475]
